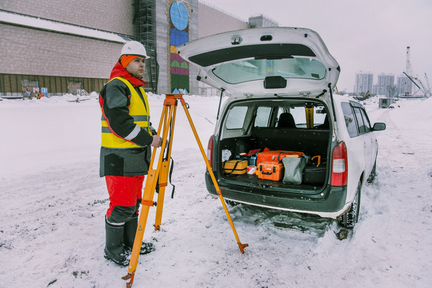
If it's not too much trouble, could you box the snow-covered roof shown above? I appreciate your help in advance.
[0,10,128,44]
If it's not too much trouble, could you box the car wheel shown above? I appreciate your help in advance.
[339,182,361,229]
[367,159,377,183]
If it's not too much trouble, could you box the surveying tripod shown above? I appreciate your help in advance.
[122,94,248,288]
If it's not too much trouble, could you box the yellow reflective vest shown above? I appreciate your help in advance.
[101,77,151,149]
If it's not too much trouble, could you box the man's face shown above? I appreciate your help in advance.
[126,57,146,78]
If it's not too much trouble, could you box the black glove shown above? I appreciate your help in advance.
[150,126,157,136]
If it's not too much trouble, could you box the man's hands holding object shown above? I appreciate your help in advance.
[149,126,161,148]
[151,135,162,147]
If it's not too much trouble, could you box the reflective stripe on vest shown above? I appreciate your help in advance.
[101,77,151,149]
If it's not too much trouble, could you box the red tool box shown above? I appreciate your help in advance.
[256,162,284,181]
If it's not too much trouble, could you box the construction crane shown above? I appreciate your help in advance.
[405,46,413,76]
[403,46,431,97]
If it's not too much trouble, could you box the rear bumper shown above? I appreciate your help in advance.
[205,172,347,219]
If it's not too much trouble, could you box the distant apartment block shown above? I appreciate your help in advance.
[373,74,395,97]
[354,72,373,95]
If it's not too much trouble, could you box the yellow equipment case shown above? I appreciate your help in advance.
[223,160,248,175]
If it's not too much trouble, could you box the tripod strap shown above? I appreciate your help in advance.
[170,157,176,199]
[224,160,240,174]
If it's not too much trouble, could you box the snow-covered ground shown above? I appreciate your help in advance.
[0,94,431,288]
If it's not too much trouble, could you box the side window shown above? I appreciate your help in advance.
[254,106,272,127]
[313,105,327,127]
[360,109,371,132]
[225,106,248,129]
[341,102,358,137]
[353,107,367,134]
[290,106,305,128]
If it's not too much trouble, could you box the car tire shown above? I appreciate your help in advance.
[226,200,239,207]
[367,159,377,183]
[338,182,361,229]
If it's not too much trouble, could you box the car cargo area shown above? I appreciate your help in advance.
[217,98,331,191]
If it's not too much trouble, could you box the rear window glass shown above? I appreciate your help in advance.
[314,107,328,127]
[225,106,248,129]
[341,103,358,137]
[212,57,327,84]
[278,105,327,128]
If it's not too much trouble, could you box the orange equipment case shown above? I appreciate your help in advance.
[256,162,284,181]
[257,149,305,165]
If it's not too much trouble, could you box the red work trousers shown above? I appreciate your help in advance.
[105,176,145,219]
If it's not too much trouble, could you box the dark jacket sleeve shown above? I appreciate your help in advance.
[102,80,153,147]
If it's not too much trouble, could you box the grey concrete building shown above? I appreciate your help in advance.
[198,2,248,38]
[0,0,133,97]
[249,15,279,28]
[196,2,249,96]
[0,0,275,97]
[196,3,278,95]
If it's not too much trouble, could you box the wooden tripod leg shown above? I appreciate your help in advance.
[123,168,158,286]
[124,102,175,287]
[154,160,169,231]
[178,97,248,254]
[155,104,178,230]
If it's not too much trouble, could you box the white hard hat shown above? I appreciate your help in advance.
[120,41,150,59]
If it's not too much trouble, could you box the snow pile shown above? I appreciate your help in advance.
[0,95,431,287]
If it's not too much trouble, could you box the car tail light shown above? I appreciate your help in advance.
[207,135,215,168]
[331,141,348,187]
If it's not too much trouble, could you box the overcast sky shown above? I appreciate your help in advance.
[204,0,432,91]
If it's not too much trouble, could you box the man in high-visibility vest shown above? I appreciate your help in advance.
[99,41,162,266]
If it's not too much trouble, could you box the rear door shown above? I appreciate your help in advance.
[352,106,370,173]
[357,107,377,172]
[178,27,340,97]
[341,102,364,186]
[346,101,376,177]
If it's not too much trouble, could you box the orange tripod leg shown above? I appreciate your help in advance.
[123,101,174,287]
[154,160,170,231]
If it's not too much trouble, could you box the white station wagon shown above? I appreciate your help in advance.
[179,27,386,228]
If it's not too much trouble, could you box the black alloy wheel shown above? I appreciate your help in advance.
[339,182,361,229]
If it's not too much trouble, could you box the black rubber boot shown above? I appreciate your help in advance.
[124,216,155,255]
[104,219,129,267]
